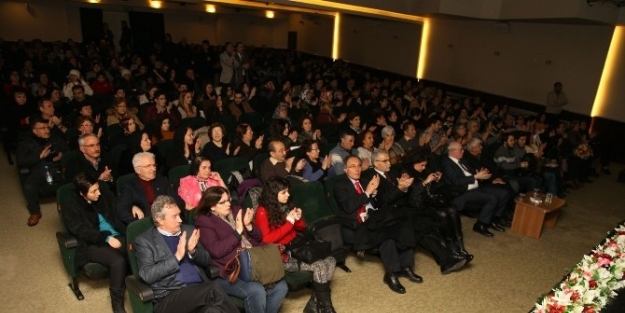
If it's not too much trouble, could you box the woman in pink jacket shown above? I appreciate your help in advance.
[177,156,226,209]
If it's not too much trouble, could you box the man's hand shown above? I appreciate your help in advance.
[187,229,200,254]
[365,174,380,195]
[397,174,414,191]
[108,236,122,249]
[474,168,492,180]
[40,145,52,160]
[52,152,63,163]
[99,166,113,182]
[131,206,144,219]
[492,178,506,185]
[175,231,188,261]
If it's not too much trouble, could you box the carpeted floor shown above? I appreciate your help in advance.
[0,148,622,313]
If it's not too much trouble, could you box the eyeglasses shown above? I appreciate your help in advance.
[375,159,390,163]
[346,164,362,169]
[450,148,465,151]
[217,198,232,205]
[35,126,50,130]
[80,124,93,127]
[136,164,157,168]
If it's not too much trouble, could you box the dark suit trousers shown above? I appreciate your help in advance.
[23,167,64,214]
[419,234,453,266]
[452,187,498,224]
[379,239,414,273]
[155,281,238,313]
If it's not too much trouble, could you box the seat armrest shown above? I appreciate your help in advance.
[56,231,78,249]
[206,265,221,279]
[307,215,341,233]
[339,218,360,230]
[126,275,155,302]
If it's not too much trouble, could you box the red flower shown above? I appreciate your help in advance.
[571,291,581,301]
[547,303,566,313]
[589,280,598,289]
[583,306,596,313]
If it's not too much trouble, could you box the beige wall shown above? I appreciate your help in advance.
[423,17,613,116]
[338,14,422,77]
[287,13,334,57]
[0,1,80,41]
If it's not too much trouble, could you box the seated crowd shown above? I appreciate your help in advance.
[0,36,612,313]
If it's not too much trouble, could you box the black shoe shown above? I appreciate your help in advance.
[399,267,423,283]
[489,222,506,232]
[472,223,494,237]
[464,254,474,264]
[356,250,365,260]
[493,217,511,228]
[383,273,406,294]
[441,255,468,274]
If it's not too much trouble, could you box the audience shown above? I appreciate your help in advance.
[1,35,610,312]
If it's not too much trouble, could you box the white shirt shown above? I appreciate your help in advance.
[449,156,478,190]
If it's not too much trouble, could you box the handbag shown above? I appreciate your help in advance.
[286,232,332,264]
[423,181,452,208]
[224,244,285,285]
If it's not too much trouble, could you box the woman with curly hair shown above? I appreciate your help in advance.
[254,177,337,313]
[195,186,288,313]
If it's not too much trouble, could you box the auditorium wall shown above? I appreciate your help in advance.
[423,17,614,117]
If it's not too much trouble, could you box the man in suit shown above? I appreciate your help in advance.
[134,195,237,313]
[234,42,249,89]
[364,150,468,275]
[219,42,239,88]
[65,133,114,187]
[16,117,69,226]
[116,152,184,226]
[441,142,509,237]
[333,155,421,294]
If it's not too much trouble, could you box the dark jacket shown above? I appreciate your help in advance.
[195,207,263,278]
[440,156,477,197]
[64,151,115,184]
[134,224,211,299]
[62,184,125,266]
[16,133,69,172]
[115,175,184,225]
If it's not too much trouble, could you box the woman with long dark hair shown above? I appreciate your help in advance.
[62,172,127,313]
[195,186,288,313]
[165,126,201,173]
[254,177,337,313]
[402,153,473,262]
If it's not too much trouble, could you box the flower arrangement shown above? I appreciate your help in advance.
[533,223,625,312]
[573,143,593,160]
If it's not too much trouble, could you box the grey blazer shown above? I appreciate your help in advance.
[134,224,211,299]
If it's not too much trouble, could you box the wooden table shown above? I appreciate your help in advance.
[511,193,566,239]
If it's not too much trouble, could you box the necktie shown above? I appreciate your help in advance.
[459,162,470,173]
[354,181,368,223]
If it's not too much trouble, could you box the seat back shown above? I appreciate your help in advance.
[61,150,80,171]
[290,181,347,264]
[154,139,175,160]
[116,173,137,196]
[238,112,265,133]
[168,164,191,192]
[252,152,268,179]
[323,174,345,215]
[110,144,128,173]
[213,157,250,185]
[107,124,123,141]
[126,218,156,277]
[290,181,332,224]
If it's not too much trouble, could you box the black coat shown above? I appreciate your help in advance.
[62,185,125,266]
[16,133,69,172]
[64,151,115,184]
[115,175,184,225]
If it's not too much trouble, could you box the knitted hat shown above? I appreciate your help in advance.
[69,69,81,78]
[121,69,131,77]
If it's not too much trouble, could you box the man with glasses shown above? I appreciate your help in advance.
[259,140,305,183]
[116,152,184,226]
[441,142,507,237]
[16,117,69,226]
[134,195,237,313]
[334,155,419,294]
[65,133,115,186]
